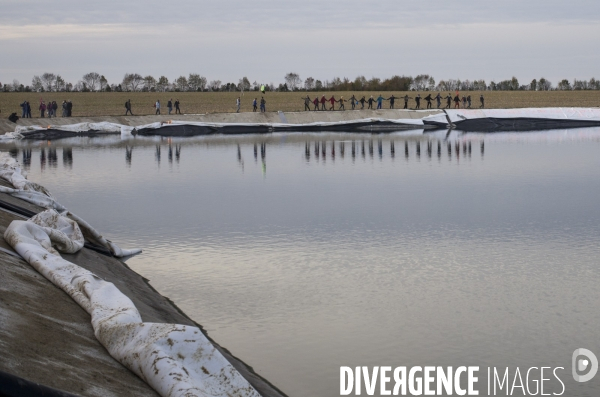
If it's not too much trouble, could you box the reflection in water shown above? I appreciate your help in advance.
[155,145,161,163]
[22,149,32,169]
[48,148,58,167]
[126,146,133,166]
[62,147,73,168]
[8,148,18,159]
[299,139,486,163]
[40,148,46,170]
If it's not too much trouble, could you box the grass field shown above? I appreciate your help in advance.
[1,91,599,118]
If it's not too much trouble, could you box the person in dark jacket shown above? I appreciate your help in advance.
[20,101,26,118]
[386,95,397,109]
[8,113,19,123]
[67,100,73,117]
[62,100,67,117]
[415,94,421,109]
[175,99,181,114]
[403,95,412,109]
[479,94,485,108]
[312,96,319,111]
[434,93,442,108]
[424,94,433,109]
[39,101,46,118]
[320,95,327,111]
[125,99,133,115]
[26,101,31,118]
[167,99,173,115]
[367,95,375,109]
[359,96,366,109]
[260,97,266,112]
[252,98,258,112]
[453,94,460,109]
[445,94,452,109]
[52,101,58,117]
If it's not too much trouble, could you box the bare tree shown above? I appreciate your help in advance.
[285,72,302,91]
[304,77,315,90]
[209,80,222,91]
[557,79,571,90]
[538,78,552,91]
[157,76,169,92]
[82,72,101,91]
[41,73,56,91]
[188,74,207,91]
[54,75,66,91]
[31,76,43,92]
[411,74,431,91]
[238,76,251,93]
[143,75,157,91]
[99,75,108,91]
[175,76,188,91]
[122,73,143,91]
[12,79,20,92]
[284,72,301,91]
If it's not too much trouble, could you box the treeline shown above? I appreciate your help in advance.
[2,72,600,93]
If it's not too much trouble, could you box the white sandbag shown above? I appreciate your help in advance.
[3,213,260,397]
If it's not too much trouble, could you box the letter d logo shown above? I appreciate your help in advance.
[572,348,598,382]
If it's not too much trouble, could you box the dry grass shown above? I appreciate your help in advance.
[1,91,599,118]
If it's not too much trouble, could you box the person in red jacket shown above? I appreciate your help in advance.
[328,95,336,111]
[313,96,319,111]
[320,95,327,111]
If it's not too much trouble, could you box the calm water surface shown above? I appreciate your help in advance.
[3,129,600,396]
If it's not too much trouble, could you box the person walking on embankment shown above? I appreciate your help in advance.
[167,99,173,115]
[125,99,133,115]
[338,96,345,111]
[52,101,58,117]
[175,99,181,114]
[39,101,46,118]
[367,95,375,109]
[453,94,460,109]
[467,95,472,109]
[376,94,385,109]
[479,94,485,108]
[236,97,241,113]
[320,95,327,111]
[302,95,311,111]
[424,94,433,109]
[403,95,412,109]
[260,97,266,112]
[434,93,442,108]
[155,100,161,115]
[445,93,452,109]
[253,98,258,112]
[386,94,397,109]
[313,96,319,111]
[349,94,357,110]
[415,94,421,109]
[328,95,336,111]
[359,96,366,109]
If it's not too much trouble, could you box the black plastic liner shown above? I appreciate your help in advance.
[0,370,80,397]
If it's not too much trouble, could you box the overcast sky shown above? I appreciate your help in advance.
[1,0,599,87]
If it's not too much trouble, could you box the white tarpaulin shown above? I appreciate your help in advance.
[422,107,600,125]
[3,209,261,397]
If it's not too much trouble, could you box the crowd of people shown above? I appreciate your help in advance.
[299,93,485,111]
[9,92,485,120]
[18,99,74,118]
